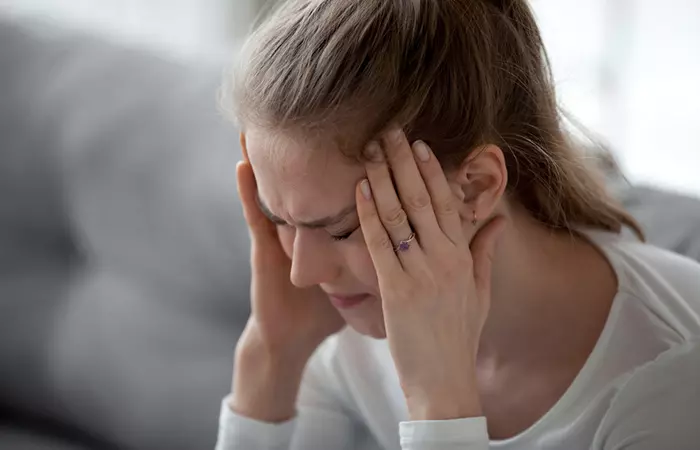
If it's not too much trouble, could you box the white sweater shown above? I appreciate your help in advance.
[215,231,700,450]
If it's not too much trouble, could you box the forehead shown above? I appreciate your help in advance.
[245,127,364,221]
[245,127,361,180]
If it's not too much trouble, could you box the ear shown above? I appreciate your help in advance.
[240,132,250,162]
[450,144,508,222]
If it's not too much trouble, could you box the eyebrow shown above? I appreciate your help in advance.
[255,193,357,229]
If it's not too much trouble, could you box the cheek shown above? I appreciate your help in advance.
[277,226,295,259]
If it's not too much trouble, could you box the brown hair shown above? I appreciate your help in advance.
[227,0,643,239]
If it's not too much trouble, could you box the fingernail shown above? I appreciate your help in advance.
[360,179,372,200]
[413,140,430,162]
[365,141,383,162]
[390,127,404,142]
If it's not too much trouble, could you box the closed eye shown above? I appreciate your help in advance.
[331,226,360,242]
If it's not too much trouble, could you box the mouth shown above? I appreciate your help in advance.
[327,293,371,310]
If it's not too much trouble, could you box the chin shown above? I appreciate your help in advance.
[345,318,387,339]
[334,295,387,338]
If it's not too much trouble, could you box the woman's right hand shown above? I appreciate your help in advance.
[235,159,345,357]
[230,160,344,422]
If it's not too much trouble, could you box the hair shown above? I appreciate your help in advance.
[226,0,644,239]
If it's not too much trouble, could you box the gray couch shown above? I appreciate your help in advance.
[0,15,249,450]
[1,14,699,450]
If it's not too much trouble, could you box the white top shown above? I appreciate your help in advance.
[215,232,700,450]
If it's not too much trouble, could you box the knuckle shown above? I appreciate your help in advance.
[439,261,460,282]
[381,206,408,228]
[368,234,394,252]
[405,192,431,212]
[434,196,458,216]
[433,250,464,277]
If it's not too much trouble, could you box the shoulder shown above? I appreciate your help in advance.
[592,339,700,449]
[591,232,700,336]
[603,232,700,293]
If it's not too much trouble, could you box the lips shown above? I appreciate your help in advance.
[327,293,370,309]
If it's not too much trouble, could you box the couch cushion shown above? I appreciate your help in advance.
[0,15,250,450]
[622,186,700,261]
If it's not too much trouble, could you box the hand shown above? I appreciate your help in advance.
[230,161,345,422]
[236,161,345,358]
[355,128,506,421]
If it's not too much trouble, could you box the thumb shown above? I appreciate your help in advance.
[469,216,506,297]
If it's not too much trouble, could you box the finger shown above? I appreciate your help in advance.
[237,135,276,239]
[236,161,278,241]
[356,179,405,278]
[410,140,466,248]
[237,162,291,269]
[364,141,419,257]
[381,128,444,247]
[469,216,507,298]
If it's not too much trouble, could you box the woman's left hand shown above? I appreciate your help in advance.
[356,128,506,421]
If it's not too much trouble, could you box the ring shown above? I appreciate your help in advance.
[394,232,416,253]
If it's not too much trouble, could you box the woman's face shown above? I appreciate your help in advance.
[244,127,388,338]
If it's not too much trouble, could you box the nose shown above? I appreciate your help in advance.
[289,228,341,288]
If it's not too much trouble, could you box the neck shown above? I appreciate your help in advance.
[477,207,617,368]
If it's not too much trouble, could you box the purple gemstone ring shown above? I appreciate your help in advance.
[394,232,416,253]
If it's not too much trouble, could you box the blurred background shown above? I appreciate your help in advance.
[0,1,698,450]
[3,0,699,193]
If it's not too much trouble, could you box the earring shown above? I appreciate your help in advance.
[472,210,478,226]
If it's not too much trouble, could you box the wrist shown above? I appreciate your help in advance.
[231,337,311,423]
[236,321,320,364]
[404,386,482,421]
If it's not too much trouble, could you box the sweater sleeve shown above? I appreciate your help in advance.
[215,399,296,450]
[214,341,356,450]
[592,339,700,450]
[215,395,355,450]
[216,398,491,450]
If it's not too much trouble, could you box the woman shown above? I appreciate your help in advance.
[216,0,700,449]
